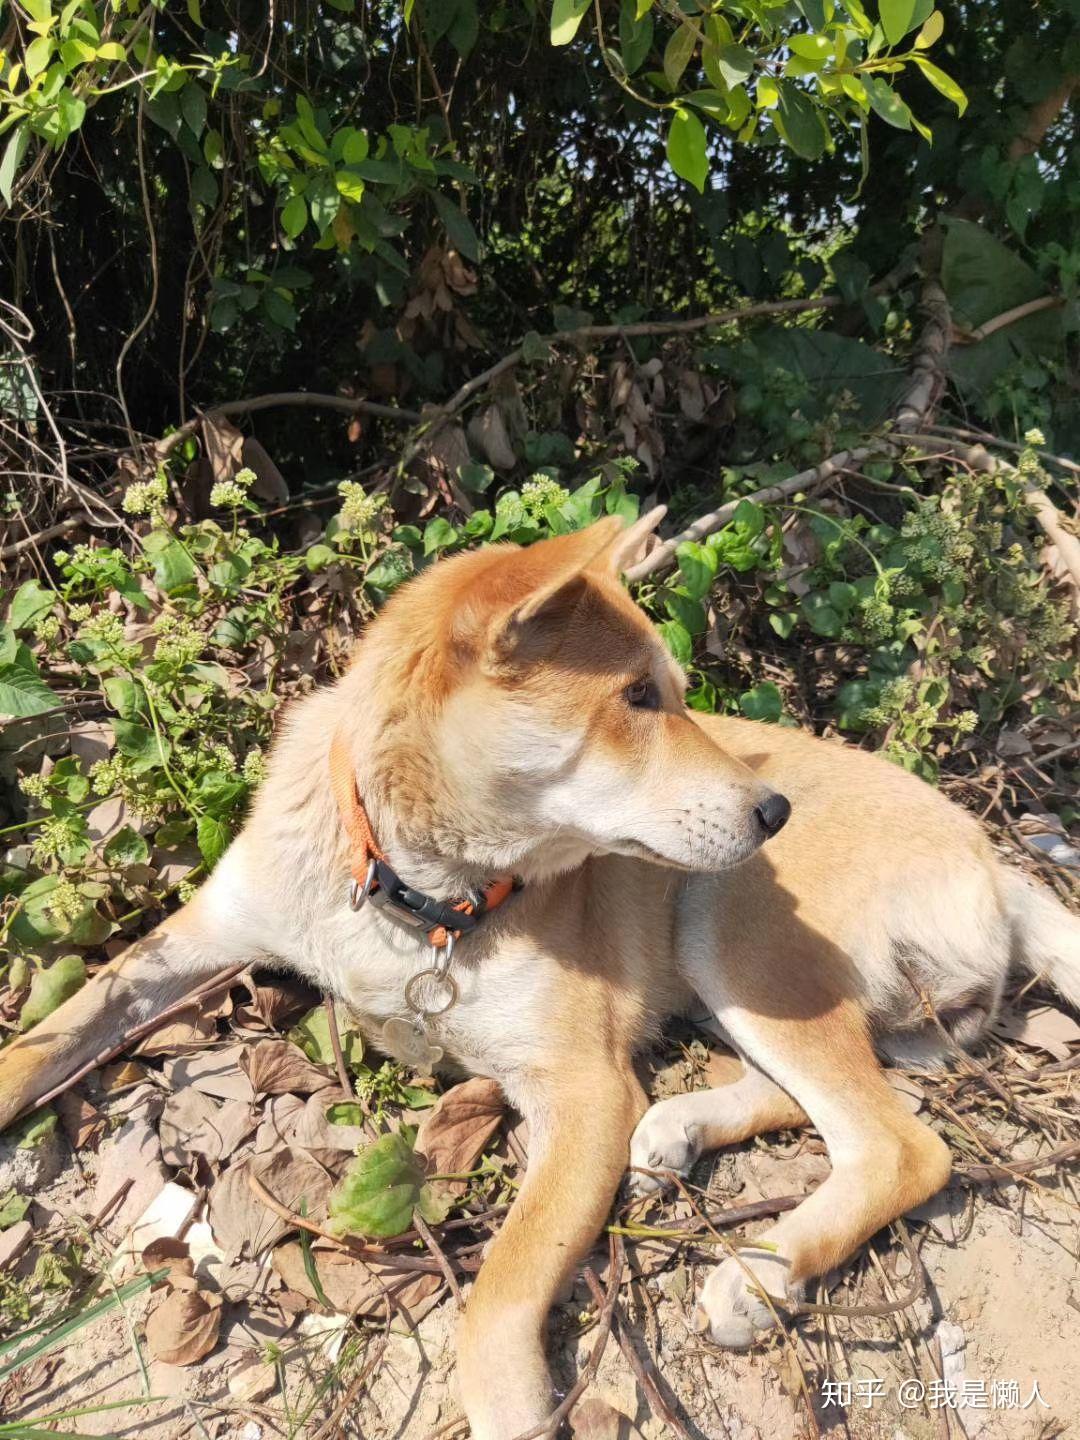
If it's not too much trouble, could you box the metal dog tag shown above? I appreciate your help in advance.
[381,1016,444,1076]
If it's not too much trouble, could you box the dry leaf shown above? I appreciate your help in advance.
[885,1070,926,1114]
[272,1241,442,1324]
[996,728,1032,757]
[145,1285,223,1366]
[415,1077,503,1199]
[137,1004,222,1057]
[54,1091,103,1151]
[164,1046,255,1103]
[570,1398,643,1440]
[68,720,113,768]
[99,1059,151,1093]
[160,1088,229,1169]
[994,1004,1080,1062]
[467,404,516,471]
[209,1148,334,1260]
[91,1109,168,1232]
[202,412,245,484]
[112,1181,201,1278]
[234,974,318,1032]
[241,1039,335,1097]
[142,1236,195,1286]
[241,436,288,503]
[257,1091,367,1155]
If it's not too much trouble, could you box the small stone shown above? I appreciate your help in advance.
[0,1125,67,1196]
[228,1355,278,1404]
[0,1220,33,1270]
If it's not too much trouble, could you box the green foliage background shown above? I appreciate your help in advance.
[0,1,1078,1005]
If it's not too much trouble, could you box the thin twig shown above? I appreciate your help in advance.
[25,964,249,1118]
[413,1212,465,1310]
[153,392,423,459]
[322,994,354,1101]
[509,1235,624,1440]
[246,1171,458,1273]
[582,1267,696,1440]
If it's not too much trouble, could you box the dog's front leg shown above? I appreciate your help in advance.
[0,840,269,1132]
[456,1059,645,1440]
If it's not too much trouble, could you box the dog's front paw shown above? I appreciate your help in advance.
[695,1248,804,1349]
[628,1103,700,1194]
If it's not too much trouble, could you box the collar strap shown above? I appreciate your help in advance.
[328,732,516,950]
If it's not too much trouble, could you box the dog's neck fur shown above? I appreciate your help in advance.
[331,626,596,906]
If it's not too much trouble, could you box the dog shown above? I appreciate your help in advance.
[1,508,1077,1438]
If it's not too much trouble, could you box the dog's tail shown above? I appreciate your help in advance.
[1003,868,1080,1010]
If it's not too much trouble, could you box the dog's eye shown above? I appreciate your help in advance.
[625,678,660,710]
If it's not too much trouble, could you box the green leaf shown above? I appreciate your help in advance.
[327,1131,449,1239]
[8,579,54,631]
[913,56,967,114]
[103,676,140,718]
[0,128,30,206]
[20,955,86,1032]
[739,681,783,722]
[674,541,718,601]
[423,516,458,555]
[148,538,197,593]
[111,718,169,771]
[104,826,150,868]
[658,619,693,665]
[862,74,912,129]
[550,0,589,46]
[196,814,229,868]
[280,192,308,238]
[25,35,53,79]
[714,42,754,87]
[664,592,707,635]
[914,8,943,45]
[774,80,828,159]
[457,461,494,493]
[290,1005,364,1071]
[800,593,843,636]
[769,610,796,639]
[618,0,653,74]
[666,108,708,193]
[96,40,127,61]
[432,190,480,261]
[325,1102,366,1127]
[662,22,696,89]
[179,81,207,136]
[0,663,55,718]
[11,1109,58,1150]
[0,1191,30,1230]
[878,0,916,45]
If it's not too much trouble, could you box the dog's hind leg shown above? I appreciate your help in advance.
[0,841,267,1132]
[629,1055,807,1193]
[456,1056,646,1440]
[675,959,951,1348]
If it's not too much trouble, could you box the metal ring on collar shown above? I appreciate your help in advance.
[348,857,378,911]
[404,967,459,1018]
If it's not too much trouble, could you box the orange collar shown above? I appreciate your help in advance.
[328,733,516,950]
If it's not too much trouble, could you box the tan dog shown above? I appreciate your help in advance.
[2,511,1078,1438]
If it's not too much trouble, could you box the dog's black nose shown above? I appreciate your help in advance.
[754,792,791,838]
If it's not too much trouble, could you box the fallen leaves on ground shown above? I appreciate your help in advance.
[415,1075,504,1200]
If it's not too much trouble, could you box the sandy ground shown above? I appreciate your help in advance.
[2,1072,1076,1440]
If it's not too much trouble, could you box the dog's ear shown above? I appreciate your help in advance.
[486,519,622,661]
[598,504,667,575]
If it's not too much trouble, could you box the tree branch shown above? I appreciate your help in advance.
[1007,72,1079,161]
[153,392,424,459]
[627,240,949,582]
